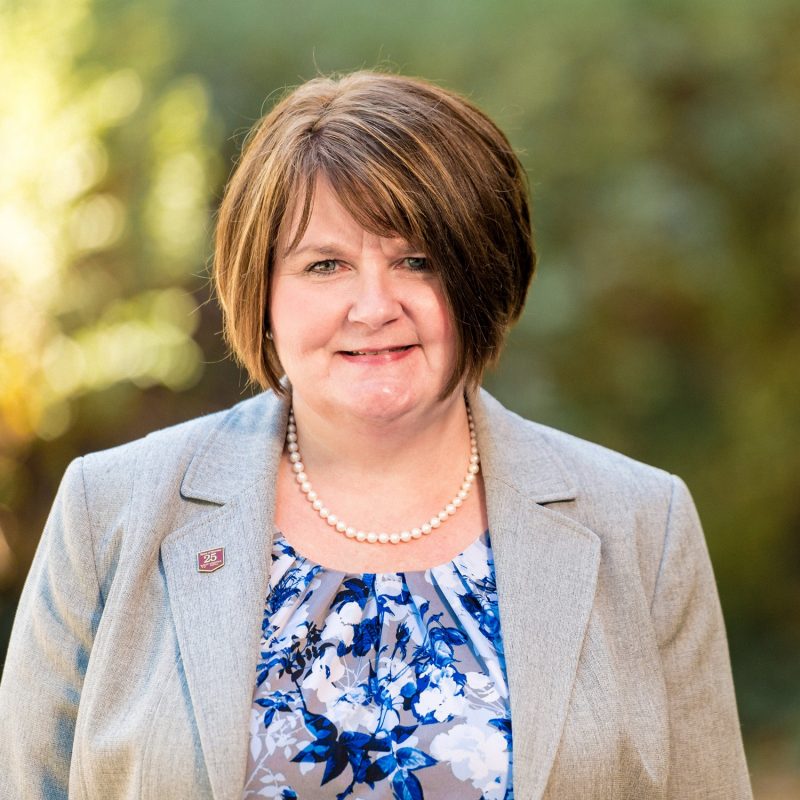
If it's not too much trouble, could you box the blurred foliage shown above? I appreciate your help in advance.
[1,0,798,787]
[0,0,216,449]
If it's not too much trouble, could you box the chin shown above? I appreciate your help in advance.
[340,381,427,423]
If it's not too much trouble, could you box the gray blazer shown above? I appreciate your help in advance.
[0,388,752,799]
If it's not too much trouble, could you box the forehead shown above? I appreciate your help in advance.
[279,175,414,257]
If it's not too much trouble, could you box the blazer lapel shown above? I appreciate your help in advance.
[160,391,289,800]
[474,390,601,800]
[159,386,598,800]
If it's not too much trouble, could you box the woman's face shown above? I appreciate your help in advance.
[270,176,458,426]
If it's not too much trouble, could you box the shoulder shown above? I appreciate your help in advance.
[80,391,274,484]
[478,387,675,504]
[73,391,280,539]
[478,388,690,594]
[524,416,686,556]
[55,391,283,598]
[528,416,674,502]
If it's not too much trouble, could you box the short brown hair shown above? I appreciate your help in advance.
[214,71,535,396]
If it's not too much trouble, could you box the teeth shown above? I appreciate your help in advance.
[348,346,409,356]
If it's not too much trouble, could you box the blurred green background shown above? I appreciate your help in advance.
[1,0,798,794]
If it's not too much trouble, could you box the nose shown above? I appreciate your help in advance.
[347,269,402,330]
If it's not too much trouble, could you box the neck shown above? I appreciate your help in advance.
[288,390,470,481]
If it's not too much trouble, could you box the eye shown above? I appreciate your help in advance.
[306,259,340,274]
[403,256,430,272]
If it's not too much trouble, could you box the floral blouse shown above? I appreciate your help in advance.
[244,530,514,800]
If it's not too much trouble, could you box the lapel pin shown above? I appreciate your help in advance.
[197,547,225,573]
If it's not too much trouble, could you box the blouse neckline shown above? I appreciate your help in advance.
[272,528,491,577]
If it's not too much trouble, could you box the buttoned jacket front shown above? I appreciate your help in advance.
[0,388,752,799]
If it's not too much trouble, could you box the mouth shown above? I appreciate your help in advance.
[340,345,416,356]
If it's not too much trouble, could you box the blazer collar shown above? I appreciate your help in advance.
[163,391,288,800]
[180,390,288,505]
[170,387,597,800]
[469,387,577,504]
[470,389,599,799]
[179,387,577,508]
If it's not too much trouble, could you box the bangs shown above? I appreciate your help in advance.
[214,70,534,397]
[281,133,430,258]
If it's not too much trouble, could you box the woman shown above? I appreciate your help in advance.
[0,72,751,799]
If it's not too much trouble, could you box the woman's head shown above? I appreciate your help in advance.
[214,71,536,398]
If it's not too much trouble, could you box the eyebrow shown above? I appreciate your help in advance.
[283,240,421,259]
[283,243,344,259]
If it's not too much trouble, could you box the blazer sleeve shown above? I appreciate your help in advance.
[0,458,102,799]
[651,475,753,799]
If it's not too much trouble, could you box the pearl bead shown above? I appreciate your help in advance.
[287,399,479,545]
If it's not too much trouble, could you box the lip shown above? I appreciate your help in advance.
[337,344,418,365]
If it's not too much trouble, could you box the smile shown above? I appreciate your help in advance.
[342,345,415,356]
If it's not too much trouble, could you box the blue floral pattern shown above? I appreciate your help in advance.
[244,530,513,799]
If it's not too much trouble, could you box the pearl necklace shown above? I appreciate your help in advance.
[286,402,480,545]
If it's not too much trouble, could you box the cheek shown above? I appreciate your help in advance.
[427,289,457,357]
[269,284,299,364]
[271,286,338,360]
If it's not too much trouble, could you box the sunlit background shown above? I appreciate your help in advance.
[1,0,798,794]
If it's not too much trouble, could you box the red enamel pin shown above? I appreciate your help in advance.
[197,547,225,573]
